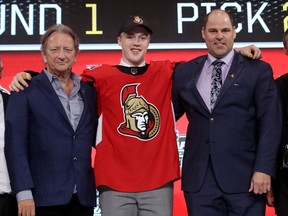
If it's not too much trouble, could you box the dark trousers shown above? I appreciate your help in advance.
[36,194,94,216]
[184,160,266,216]
[274,168,288,216]
[0,193,18,216]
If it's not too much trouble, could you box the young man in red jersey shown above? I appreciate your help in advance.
[9,15,261,216]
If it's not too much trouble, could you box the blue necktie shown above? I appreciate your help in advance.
[211,60,224,110]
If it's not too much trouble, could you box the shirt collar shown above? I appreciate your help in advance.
[119,58,146,67]
[207,49,235,67]
[43,69,81,84]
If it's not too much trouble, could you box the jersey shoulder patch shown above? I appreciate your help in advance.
[85,64,103,70]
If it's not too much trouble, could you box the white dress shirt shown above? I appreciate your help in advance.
[0,93,12,194]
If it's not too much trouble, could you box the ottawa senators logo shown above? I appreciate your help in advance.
[118,84,160,140]
[133,16,143,24]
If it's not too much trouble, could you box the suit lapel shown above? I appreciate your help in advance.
[76,82,89,131]
[191,57,211,114]
[213,53,244,110]
[1,92,9,113]
[35,71,72,126]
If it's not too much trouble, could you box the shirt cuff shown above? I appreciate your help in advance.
[16,190,33,202]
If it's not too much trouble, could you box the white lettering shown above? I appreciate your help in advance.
[3,4,62,35]
[11,4,33,35]
[177,3,198,34]
[0,5,5,34]
[221,3,243,32]
[39,4,62,34]
[200,2,216,13]
[247,2,270,33]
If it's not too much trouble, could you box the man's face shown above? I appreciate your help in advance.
[41,32,77,75]
[117,26,151,66]
[202,10,236,58]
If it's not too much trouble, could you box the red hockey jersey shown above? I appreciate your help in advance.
[82,60,180,192]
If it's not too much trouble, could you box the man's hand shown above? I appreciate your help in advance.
[235,45,262,60]
[249,171,271,194]
[18,199,35,216]
[9,72,32,92]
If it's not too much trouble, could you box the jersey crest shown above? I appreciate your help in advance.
[118,83,160,140]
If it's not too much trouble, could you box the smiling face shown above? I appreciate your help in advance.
[117,26,151,66]
[202,10,236,58]
[41,32,77,76]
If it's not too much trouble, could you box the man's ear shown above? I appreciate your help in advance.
[41,52,47,64]
[117,36,122,47]
[201,27,205,40]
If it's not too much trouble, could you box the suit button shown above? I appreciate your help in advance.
[73,135,76,140]
[73,157,78,161]
[210,118,214,122]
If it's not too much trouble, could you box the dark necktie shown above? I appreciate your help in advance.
[211,60,224,110]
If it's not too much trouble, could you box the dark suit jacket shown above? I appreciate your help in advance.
[0,90,9,112]
[275,74,288,161]
[172,52,282,193]
[5,71,97,207]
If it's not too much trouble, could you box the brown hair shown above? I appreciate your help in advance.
[40,24,80,54]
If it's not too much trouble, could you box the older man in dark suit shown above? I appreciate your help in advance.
[4,25,97,216]
[172,9,282,216]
